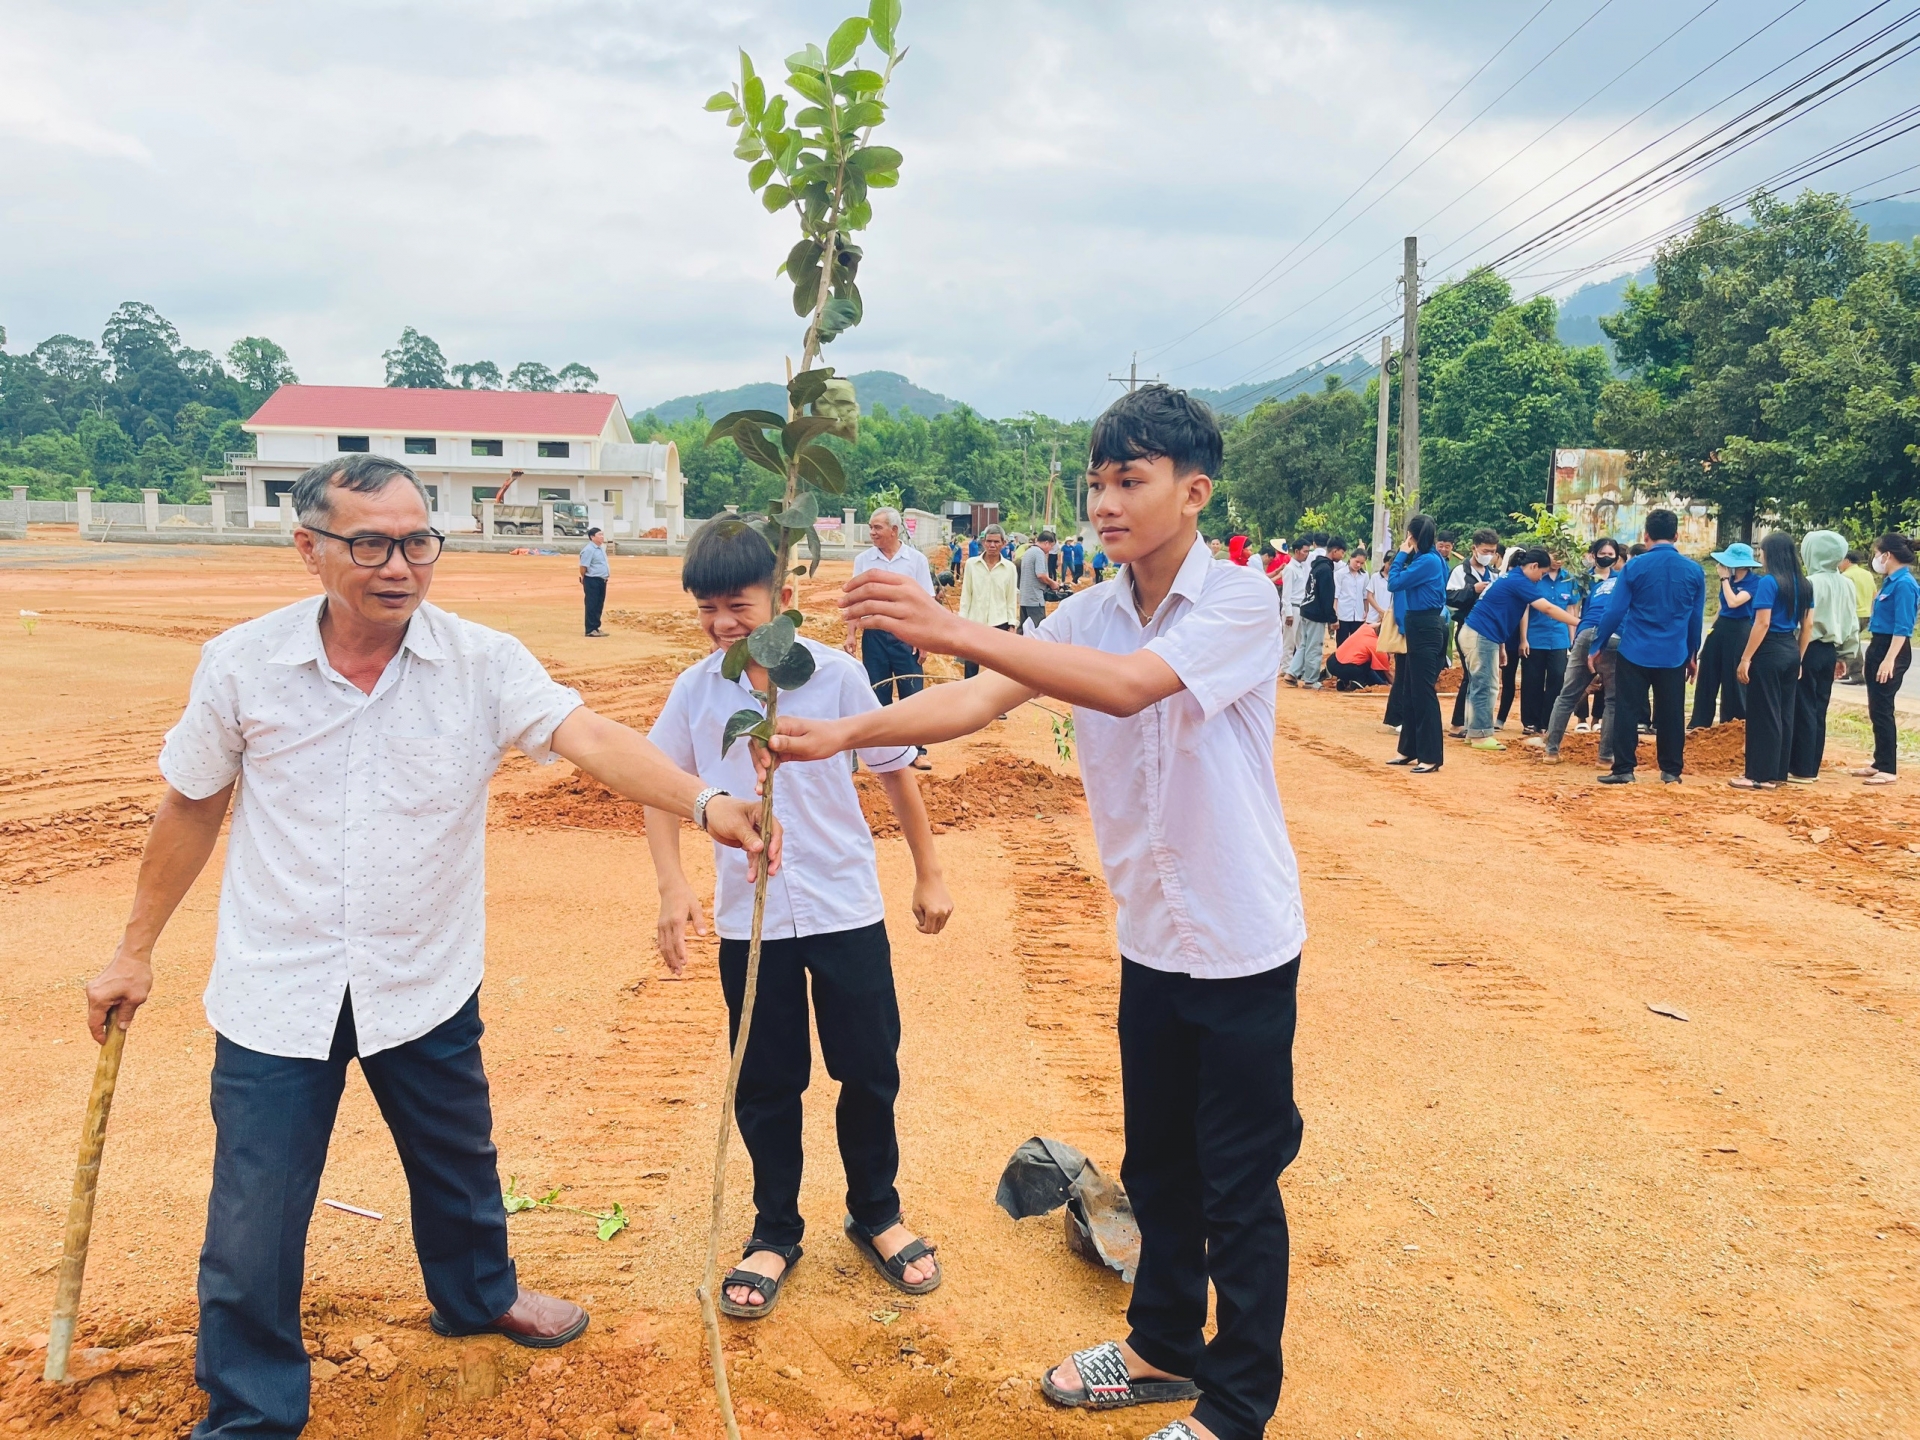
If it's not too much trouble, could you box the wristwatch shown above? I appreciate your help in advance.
[693,786,728,832]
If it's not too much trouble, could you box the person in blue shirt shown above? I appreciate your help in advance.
[1729,533,1813,789]
[1852,532,1917,784]
[1516,557,1578,734]
[1457,547,1578,750]
[1690,542,1758,728]
[1586,508,1707,783]
[1539,537,1622,764]
[1091,546,1110,582]
[1383,515,1452,771]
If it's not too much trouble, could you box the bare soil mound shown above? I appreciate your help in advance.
[1529,719,1747,772]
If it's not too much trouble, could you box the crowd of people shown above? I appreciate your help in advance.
[1188,510,1914,786]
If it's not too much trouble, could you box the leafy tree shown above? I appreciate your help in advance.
[557,362,600,392]
[226,337,298,397]
[508,361,558,392]
[451,360,503,389]
[1219,375,1371,540]
[383,327,449,388]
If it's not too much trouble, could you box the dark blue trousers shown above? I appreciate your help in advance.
[860,627,924,705]
[194,990,517,1440]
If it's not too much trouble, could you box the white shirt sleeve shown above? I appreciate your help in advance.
[852,548,875,578]
[1145,574,1283,722]
[646,672,700,774]
[913,548,935,596]
[490,635,585,763]
[157,648,244,800]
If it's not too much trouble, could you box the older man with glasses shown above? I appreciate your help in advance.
[82,454,778,1440]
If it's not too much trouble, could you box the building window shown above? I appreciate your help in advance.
[405,437,437,455]
[423,484,440,509]
[538,440,571,459]
[603,488,623,518]
[471,486,500,504]
[265,479,297,504]
[337,436,370,452]
[472,439,504,457]
[537,487,570,502]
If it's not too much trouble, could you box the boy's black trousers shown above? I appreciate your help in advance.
[718,921,903,1249]
[1119,957,1303,1440]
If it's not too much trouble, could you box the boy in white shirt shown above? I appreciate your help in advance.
[771,385,1306,1440]
[645,520,954,1318]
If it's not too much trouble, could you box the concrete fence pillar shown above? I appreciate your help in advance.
[142,489,161,532]
[540,501,554,543]
[481,499,496,539]
[210,491,225,531]
[278,494,295,533]
[10,486,26,505]
[75,488,92,533]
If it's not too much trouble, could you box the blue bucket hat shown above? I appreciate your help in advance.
[1709,542,1758,568]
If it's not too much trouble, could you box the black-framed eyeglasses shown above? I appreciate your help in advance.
[306,526,445,567]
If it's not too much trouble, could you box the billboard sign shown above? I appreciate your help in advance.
[1553,449,1716,553]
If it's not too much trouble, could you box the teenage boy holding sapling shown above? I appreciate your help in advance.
[643,519,953,1320]
[770,384,1306,1440]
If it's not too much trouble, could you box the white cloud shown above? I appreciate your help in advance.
[0,1,1904,417]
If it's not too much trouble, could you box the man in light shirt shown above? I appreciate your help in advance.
[578,525,610,637]
[1277,536,1311,668]
[1333,549,1370,643]
[1018,528,1064,632]
[958,523,1019,680]
[83,454,775,1440]
[773,385,1305,1440]
[848,507,936,769]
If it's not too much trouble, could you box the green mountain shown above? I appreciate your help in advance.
[636,369,959,423]
[1189,354,1379,417]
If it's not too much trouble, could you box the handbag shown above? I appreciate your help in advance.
[1376,603,1407,655]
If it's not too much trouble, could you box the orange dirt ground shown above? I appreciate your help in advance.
[1,531,1917,1440]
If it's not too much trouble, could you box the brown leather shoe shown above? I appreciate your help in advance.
[429,1286,589,1348]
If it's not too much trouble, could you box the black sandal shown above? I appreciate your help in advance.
[1384,756,1415,766]
[1410,762,1441,774]
[842,1214,941,1295]
[1039,1341,1201,1411]
[715,1240,802,1319]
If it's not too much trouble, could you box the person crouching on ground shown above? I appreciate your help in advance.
[83,455,778,1440]
[644,519,953,1317]
[1326,620,1391,690]
[1851,532,1916,785]
[770,384,1306,1440]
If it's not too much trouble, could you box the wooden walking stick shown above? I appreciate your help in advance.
[45,1008,130,1383]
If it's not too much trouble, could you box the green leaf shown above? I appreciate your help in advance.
[761,184,794,213]
[792,265,822,319]
[743,74,766,121]
[870,0,900,52]
[776,490,821,529]
[783,608,806,627]
[786,43,827,73]
[733,134,765,161]
[596,1203,629,1242]
[721,708,768,757]
[842,198,874,231]
[764,94,789,132]
[786,69,830,105]
[827,16,870,69]
[704,90,736,112]
[841,68,886,94]
[747,157,775,191]
[798,446,847,493]
[788,366,835,409]
[782,416,840,458]
[804,522,824,575]
[748,614,797,668]
[769,640,817,689]
[707,409,786,444]
[721,636,752,681]
[793,105,827,128]
[735,426,788,477]
[819,294,861,338]
[863,170,897,191]
[848,145,902,173]
[842,99,884,129]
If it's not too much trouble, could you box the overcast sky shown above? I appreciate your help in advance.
[2,1,1914,418]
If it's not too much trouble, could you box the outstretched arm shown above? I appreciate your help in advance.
[773,669,1033,761]
[553,707,777,877]
[87,783,233,1042]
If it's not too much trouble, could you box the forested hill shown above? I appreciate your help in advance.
[638,369,958,423]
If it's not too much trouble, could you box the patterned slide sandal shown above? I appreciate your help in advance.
[1040,1341,1202,1411]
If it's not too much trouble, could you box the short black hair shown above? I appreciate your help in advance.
[682,517,777,598]
[290,453,430,527]
[587,525,604,539]
[1471,527,1500,549]
[1645,507,1679,542]
[1325,535,1347,552]
[1088,383,1223,478]
[1589,536,1617,555]
[1629,541,1650,556]
[1522,546,1553,569]
[1405,513,1437,554]
[1437,530,1458,544]
[1876,532,1918,566]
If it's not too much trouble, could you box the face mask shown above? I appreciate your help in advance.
[1476,552,1496,567]
[1595,555,1615,568]
[1875,552,1892,574]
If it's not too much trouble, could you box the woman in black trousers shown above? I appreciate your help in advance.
[1731,533,1812,790]
[1691,545,1757,727]
[1385,515,1450,772]
[1850,533,1917,785]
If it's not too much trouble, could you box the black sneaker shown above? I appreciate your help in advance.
[1660,772,1682,784]
[1597,773,1637,785]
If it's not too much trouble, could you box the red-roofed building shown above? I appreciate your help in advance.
[230,385,683,539]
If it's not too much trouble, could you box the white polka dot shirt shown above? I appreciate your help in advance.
[158,596,583,1059]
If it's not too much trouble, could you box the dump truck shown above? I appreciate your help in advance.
[475,499,592,537]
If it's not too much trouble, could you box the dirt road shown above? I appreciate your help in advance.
[1,537,1916,1439]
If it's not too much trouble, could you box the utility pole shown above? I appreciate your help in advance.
[1048,440,1062,532]
[1107,352,1158,393]
[1372,332,1392,560]
[1399,236,1421,514]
